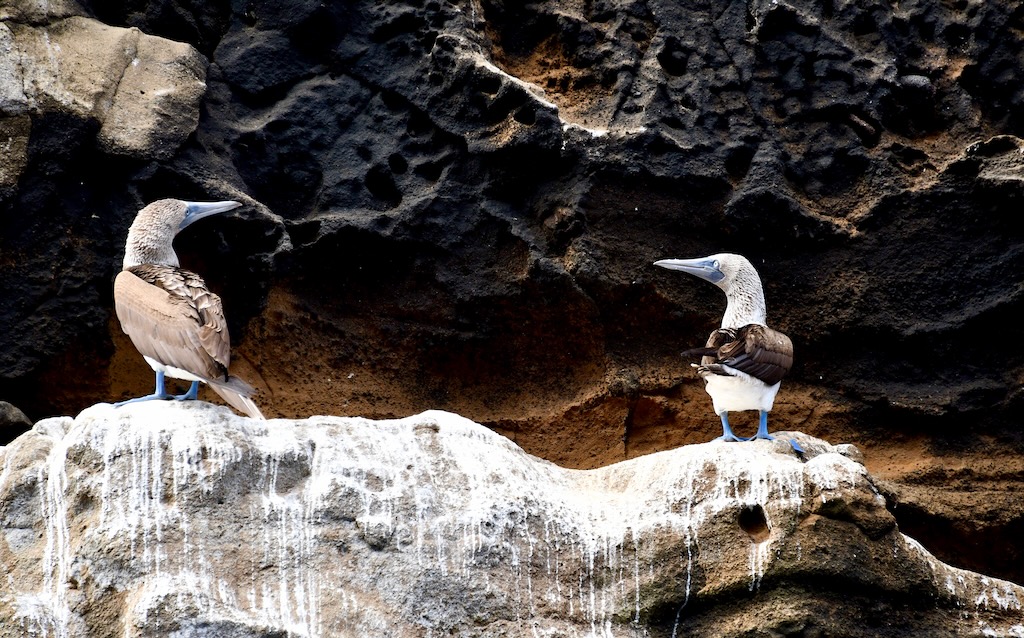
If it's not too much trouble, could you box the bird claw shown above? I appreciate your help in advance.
[715,434,751,443]
[753,431,805,454]
[113,393,172,407]
[172,381,199,401]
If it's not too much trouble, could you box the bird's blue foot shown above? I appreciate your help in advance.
[113,393,172,406]
[716,433,751,442]
[753,411,804,453]
[113,372,198,407]
[715,413,750,442]
[753,411,773,440]
[173,381,199,401]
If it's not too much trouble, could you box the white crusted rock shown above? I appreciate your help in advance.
[0,402,1020,637]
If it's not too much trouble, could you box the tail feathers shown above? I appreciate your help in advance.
[208,376,266,420]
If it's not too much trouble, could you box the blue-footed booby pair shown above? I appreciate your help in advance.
[654,253,799,451]
[114,199,265,419]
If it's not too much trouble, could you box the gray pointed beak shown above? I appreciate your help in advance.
[179,200,242,232]
[653,257,725,284]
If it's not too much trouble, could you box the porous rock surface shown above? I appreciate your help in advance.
[0,11,206,167]
[2,0,1024,587]
[1,403,1022,637]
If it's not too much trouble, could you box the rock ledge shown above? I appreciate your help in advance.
[0,402,1021,637]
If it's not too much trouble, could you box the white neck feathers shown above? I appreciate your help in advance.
[122,212,179,269]
[719,262,767,328]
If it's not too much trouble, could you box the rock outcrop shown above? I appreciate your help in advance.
[3,0,1024,588]
[1,404,1021,636]
[1,10,206,169]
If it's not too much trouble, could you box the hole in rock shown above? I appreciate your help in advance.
[413,158,446,182]
[725,144,756,178]
[739,504,770,543]
[657,37,688,76]
[477,73,502,96]
[287,219,322,246]
[407,109,434,136]
[365,164,402,208]
[513,105,536,125]
[388,153,408,174]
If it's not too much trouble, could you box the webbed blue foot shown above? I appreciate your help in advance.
[752,411,774,441]
[715,413,750,442]
[752,411,804,453]
[114,393,171,406]
[114,372,197,406]
[173,381,199,401]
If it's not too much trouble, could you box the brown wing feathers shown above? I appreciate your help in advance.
[115,265,266,419]
[114,265,231,381]
[683,324,793,386]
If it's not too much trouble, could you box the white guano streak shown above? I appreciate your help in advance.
[19,404,884,636]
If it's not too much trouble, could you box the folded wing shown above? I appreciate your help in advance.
[114,265,230,382]
[684,324,793,386]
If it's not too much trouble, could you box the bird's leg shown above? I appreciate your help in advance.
[715,413,749,442]
[153,370,167,397]
[113,371,174,406]
[753,411,775,441]
[172,381,200,401]
[754,410,805,454]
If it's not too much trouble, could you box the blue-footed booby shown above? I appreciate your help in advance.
[114,199,265,419]
[654,253,799,451]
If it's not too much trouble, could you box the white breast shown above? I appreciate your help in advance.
[703,367,781,414]
[143,356,206,383]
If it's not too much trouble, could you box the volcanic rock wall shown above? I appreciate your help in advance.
[2,0,1024,586]
[1,404,1022,637]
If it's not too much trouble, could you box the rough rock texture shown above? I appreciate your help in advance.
[2,0,1024,589]
[1,404,1022,637]
[1,12,206,161]
[0,401,31,438]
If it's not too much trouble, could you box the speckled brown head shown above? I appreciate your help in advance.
[122,199,241,269]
